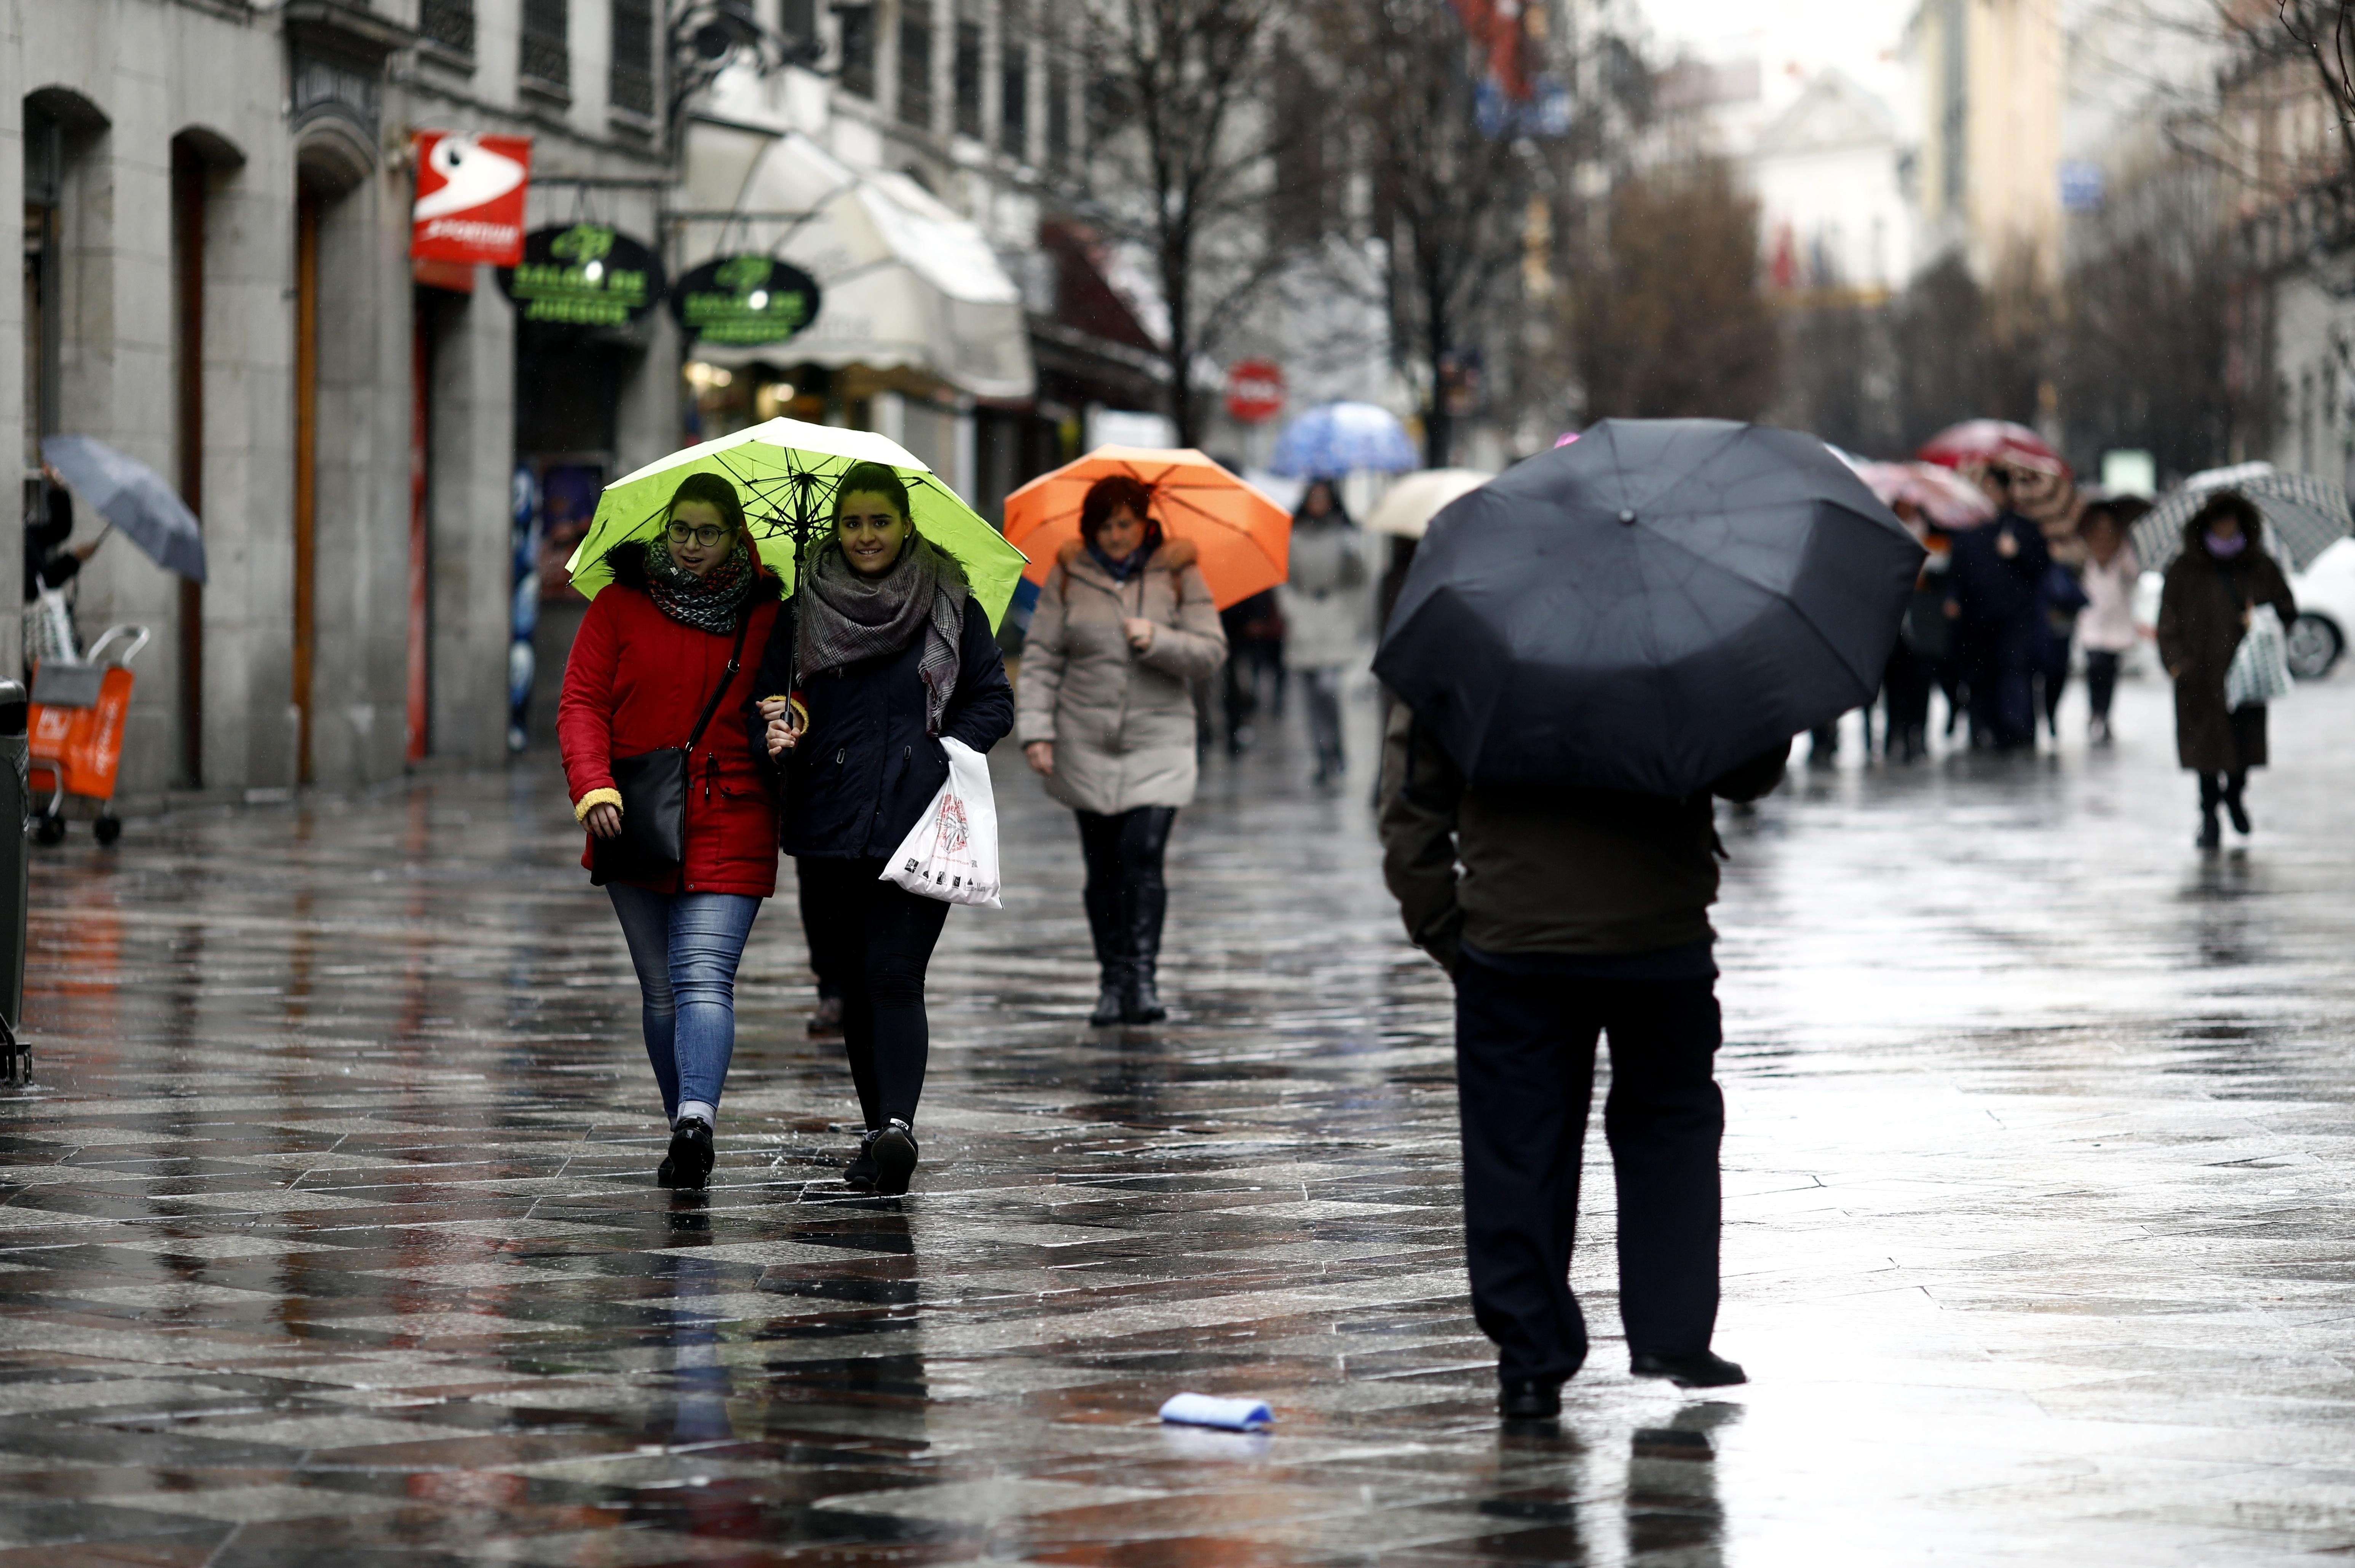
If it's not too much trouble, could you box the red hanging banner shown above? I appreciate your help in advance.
[410,131,532,267]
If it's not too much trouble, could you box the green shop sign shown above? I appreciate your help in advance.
[498,223,664,329]
[669,255,823,346]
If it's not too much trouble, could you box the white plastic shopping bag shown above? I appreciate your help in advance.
[880,737,1001,908]
[2226,604,2294,711]
[24,587,77,669]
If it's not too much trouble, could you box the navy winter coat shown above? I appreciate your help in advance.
[750,593,1014,860]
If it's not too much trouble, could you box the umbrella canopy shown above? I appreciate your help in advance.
[1269,401,1419,477]
[2129,462,2352,576]
[566,418,1028,627]
[1002,447,1291,610]
[1915,420,2070,479]
[1375,419,1924,799]
[1366,468,1492,540]
[41,435,206,584]
[1852,460,1999,531]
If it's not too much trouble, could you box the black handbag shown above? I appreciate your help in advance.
[591,610,752,886]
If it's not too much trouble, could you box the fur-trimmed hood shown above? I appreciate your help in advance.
[1055,535,1199,573]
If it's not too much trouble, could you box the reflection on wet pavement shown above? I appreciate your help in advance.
[1,678,2352,1563]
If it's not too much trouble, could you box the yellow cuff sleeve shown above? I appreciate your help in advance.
[573,788,622,823]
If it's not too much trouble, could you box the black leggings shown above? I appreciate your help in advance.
[794,857,949,1129]
[1076,807,1175,973]
[2084,651,2120,721]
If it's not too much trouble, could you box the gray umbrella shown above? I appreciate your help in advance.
[40,435,207,584]
[1374,419,1924,799]
[2129,463,2350,575]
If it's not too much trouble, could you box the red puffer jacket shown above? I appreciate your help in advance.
[556,552,782,898]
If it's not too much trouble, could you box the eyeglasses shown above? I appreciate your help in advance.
[666,522,728,548]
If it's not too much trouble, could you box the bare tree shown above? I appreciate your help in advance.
[1306,0,1535,465]
[1073,0,1297,446]
[1572,158,1780,421]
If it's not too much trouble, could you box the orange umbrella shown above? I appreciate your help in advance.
[1002,446,1291,610]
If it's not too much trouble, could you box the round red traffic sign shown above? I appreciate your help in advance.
[1223,359,1286,423]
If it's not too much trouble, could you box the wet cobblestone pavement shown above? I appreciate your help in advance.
[3,675,2355,1565]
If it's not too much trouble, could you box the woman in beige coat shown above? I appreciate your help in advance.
[1019,475,1227,1025]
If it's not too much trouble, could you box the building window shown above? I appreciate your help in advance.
[780,0,816,54]
[1046,48,1069,165]
[899,5,935,129]
[521,0,570,93]
[999,2,1028,158]
[954,10,983,139]
[610,0,654,115]
[420,0,476,55]
[839,3,876,98]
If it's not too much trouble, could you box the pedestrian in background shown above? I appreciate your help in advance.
[756,463,1013,1195]
[1218,588,1284,755]
[2157,492,2296,849]
[559,473,782,1192]
[1949,467,2050,751]
[2036,528,2088,743]
[1282,478,1371,786]
[1882,508,1954,763]
[1018,475,1227,1027]
[1379,705,1782,1417]
[2076,500,2144,745]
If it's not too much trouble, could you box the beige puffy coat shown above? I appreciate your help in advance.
[1016,538,1228,815]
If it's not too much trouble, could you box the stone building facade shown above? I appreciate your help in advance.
[7,0,674,804]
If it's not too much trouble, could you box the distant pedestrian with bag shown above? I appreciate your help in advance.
[2157,492,2296,849]
[755,462,1012,1195]
[1018,475,1227,1026]
[1282,478,1371,785]
[2076,500,2144,745]
[558,472,783,1192]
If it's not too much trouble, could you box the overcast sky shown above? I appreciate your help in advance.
[1629,0,1915,114]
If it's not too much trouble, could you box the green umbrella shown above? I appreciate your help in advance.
[565,417,1029,627]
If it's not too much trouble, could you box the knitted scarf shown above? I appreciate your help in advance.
[643,536,755,633]
[796,534,968,734]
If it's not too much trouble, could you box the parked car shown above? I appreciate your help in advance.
[2133,536,2355,680]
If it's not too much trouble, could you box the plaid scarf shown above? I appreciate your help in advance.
[797,535,968,734]
[643,537,755,634]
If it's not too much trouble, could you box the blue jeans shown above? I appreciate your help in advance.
[607,886,763,1120]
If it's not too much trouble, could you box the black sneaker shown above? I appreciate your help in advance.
[661,1116,715,1191]
[844,1128,880,1189]
[1629,1351,1746,1389]
[871,1118,918,1196]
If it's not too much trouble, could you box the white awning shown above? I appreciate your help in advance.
[679,123,1035,401]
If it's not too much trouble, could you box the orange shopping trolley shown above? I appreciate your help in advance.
[28,624,149,847]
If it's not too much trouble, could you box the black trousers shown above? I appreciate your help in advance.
[795,857,949,1128]
[2084,650,2120,721]
[1076,806,1175,977]
[798,869,847,1002]
[1455,955,1724,1382]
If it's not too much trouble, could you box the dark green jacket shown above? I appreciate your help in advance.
[1377,703,1784,972]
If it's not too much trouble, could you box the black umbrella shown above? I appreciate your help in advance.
[1374,419,1923,799]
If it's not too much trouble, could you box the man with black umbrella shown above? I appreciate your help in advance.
[1370,419,1921,1422]
[1380,711,1782,1416]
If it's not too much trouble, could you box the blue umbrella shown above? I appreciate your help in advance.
[1269,401,1418,477]
[42,435,207,584]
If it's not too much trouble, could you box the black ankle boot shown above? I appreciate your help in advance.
[2224,781,2251,835]
[870,1118,918,1196]
[1498,1376,1563,1420]
[661,1117,715,1190]
[844,1128,880,1189]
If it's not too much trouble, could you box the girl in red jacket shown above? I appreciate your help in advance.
[557,472,782,1190]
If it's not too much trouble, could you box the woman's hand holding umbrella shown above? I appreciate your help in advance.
[759,697,800,758]
[1123,617,1157,653]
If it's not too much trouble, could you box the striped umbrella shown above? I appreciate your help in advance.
[2129,463,2352,575]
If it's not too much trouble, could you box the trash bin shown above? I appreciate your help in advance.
[0,679,29,1083]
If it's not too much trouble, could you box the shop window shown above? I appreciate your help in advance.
[998,2,1027,158]
[610,0,655,116]
[954,12,983,139]
[838,3,876,98]
[420,0,476,56]
[899,5,934,129]
[521,0,570,93]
